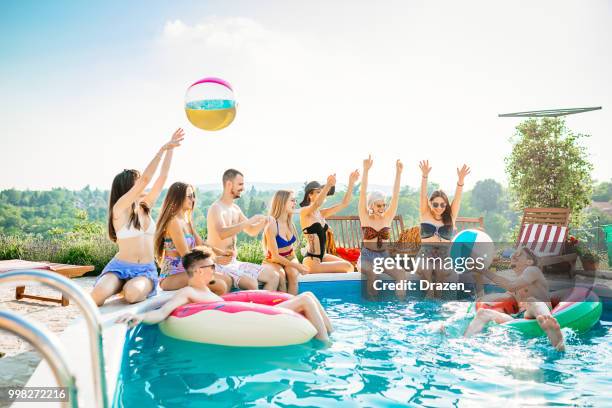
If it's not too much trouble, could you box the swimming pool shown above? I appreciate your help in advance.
[114,281,612,407]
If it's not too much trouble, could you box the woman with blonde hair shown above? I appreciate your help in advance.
[263,190,309,294]
[154,182,233,293]
[358,155,406,298]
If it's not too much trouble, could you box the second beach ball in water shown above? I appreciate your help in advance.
[450,229,495,273]
[185,77,236,131]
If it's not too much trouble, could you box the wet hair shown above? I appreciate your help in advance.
[222,169,243,185]
[519,246,538,265]
[154,182,195,265]
[108,169,150,242]
[429,190,452,226]
[182,246,214,277]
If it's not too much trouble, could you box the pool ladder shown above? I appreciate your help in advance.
[0,270,109,408]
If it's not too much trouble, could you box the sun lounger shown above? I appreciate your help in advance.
[0,259,94,306]
[516,208,577,278]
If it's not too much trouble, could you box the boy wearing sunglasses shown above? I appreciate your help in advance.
[117,246,333,341]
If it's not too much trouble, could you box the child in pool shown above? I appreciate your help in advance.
[116,246,334,341]
[463,246,565,351]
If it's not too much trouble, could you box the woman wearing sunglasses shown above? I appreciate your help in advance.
[358,155,406,298]
[417,160,471,297]
[154,182,233,293]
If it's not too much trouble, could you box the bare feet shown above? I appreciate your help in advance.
[537,315,565,351]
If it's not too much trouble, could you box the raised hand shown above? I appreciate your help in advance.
[326,173,337,187]
[363,155,373,171]
[349,169,360,184]
[396,159,404,173]
[162,128,185,151]
[419,160,432,177]
[457,164,471,184]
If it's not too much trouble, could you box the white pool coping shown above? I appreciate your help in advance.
[17,271,610,407]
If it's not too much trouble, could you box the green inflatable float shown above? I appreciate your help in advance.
[469,287,602,337]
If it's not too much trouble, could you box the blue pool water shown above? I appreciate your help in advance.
[115,281,612,407]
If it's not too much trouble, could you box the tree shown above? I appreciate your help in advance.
[471,179,503,212]
[592,180,612,202]
[505,118,593,226]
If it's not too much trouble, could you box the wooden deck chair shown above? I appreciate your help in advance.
[0,259,94,306]
[456,216,485,231]
[516,208,577,277]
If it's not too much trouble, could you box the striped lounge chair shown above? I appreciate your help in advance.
[516,208,577,277]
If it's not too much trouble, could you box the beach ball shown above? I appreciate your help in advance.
[450,229,495,273]
[184,77,236,131]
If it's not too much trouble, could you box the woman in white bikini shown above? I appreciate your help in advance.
[91,128,184,306]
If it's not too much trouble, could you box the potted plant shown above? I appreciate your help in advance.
[576,246,600,271]
[564,235,579,254]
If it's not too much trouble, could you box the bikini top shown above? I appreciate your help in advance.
[362,226,391,248]
[420,222,454,241]
[303,222,329,259]
[303,221,328,236]
[163,233,195,255]
[274,219,296,248]
[116,216,156,239]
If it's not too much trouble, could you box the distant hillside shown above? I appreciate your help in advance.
[197,182,394,194]
[591,201,612,216]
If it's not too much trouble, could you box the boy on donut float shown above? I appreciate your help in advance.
[116,246,333,341]
[464,246,565,351]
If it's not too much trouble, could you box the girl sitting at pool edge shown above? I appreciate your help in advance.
[154,181,233,294]
[263,190,310,295]
[117,246,334,342]
[91,128,184,306]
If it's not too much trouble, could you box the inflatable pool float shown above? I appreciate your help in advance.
[470,287,602,337]
[159,290,317,346]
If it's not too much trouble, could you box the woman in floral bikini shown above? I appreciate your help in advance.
[154,182,233,293]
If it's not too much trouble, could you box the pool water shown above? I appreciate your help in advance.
[115,281,612,407]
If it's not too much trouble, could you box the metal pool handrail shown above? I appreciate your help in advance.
[0,310,78,408]
[0,270,108,408]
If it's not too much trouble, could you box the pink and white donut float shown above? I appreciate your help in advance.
[159,290,317,347]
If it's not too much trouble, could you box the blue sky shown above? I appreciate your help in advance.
[1,0,611,191]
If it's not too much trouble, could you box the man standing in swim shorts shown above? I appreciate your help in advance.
[207,169,281,290]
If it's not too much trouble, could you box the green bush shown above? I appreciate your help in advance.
[236,241,265,264]
[0,233,116,275]
[0,235,26,259]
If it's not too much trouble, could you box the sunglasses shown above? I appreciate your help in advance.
[431,202,446,209]
[186,193,196,200]
[197,264,215,272]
